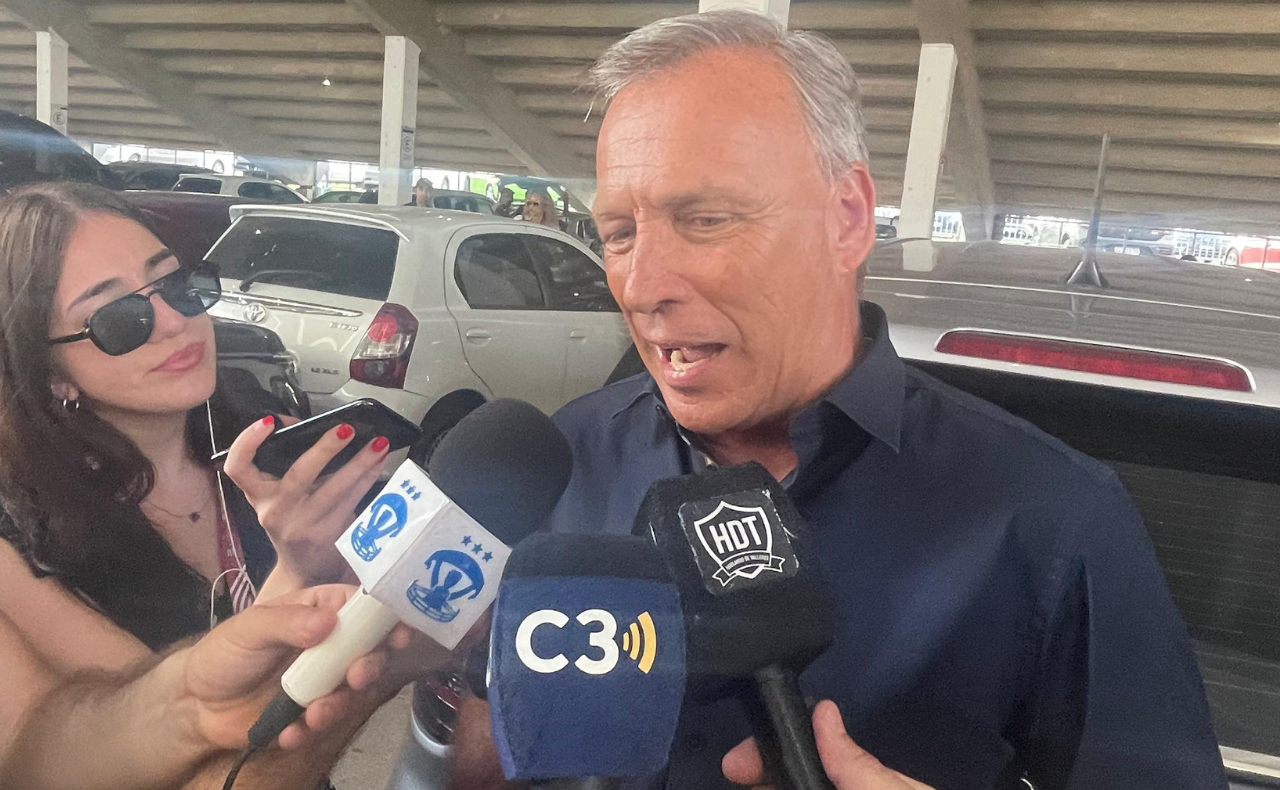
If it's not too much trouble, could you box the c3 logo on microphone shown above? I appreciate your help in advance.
[516,609,658,675]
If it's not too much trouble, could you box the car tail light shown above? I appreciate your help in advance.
[350,303,418,389]
[935,331,1252,392]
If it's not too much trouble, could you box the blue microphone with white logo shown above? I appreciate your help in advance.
[487,533,687,781]
[245,400,572,750]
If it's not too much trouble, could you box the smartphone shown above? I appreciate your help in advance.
[212,399,422,478]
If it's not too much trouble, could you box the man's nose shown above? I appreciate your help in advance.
[620,222,694,316]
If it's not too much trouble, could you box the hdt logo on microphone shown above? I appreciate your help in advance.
[407,534,492,623]
[678,488,798,594]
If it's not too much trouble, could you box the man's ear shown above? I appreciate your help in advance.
[829,163,877,278]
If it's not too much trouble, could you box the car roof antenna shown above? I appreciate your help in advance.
[1066,132,1111,289]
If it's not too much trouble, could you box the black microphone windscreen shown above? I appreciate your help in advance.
[635,463,835,680]
[427,399,572,546]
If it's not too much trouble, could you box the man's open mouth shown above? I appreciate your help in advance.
[658,343,726,373]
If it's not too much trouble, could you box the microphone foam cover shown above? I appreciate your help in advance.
[634,463,835,681]
[427,399,573,545]
[489,535,686,780]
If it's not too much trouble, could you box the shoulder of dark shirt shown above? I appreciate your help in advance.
[552,372,651,436]
[902,363,1119,488]
[900,363,1140,576]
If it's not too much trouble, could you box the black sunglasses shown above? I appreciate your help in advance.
[49,263,222,356]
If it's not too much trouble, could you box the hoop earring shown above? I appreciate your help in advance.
[61,397,80,412]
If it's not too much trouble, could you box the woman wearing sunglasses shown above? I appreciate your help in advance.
[0,183,410,788]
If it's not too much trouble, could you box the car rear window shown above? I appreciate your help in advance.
[206,215,398,301]
[175,177,221,194]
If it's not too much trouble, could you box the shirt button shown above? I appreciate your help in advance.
[686,732,708,753]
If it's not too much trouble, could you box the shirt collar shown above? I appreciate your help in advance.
[612,300,904,453]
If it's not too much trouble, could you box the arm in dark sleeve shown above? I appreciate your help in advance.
[1017,477,1226,790]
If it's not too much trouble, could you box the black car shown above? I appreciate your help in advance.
[107,161,218,191]
[0,111,122,192]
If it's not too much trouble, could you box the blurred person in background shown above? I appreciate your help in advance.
[408,178,435,208]
[521,188,562,229]
[494,187,518,218]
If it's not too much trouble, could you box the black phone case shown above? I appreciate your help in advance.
[212,399,421,478]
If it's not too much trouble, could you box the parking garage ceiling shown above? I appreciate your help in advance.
[0,0,1278,235]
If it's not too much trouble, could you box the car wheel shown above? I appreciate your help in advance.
[409,391,486,466]
[1224,249,1240,267]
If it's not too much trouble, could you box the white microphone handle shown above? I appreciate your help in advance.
[281,587,402,705]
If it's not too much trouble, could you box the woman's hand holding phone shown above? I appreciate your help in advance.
[224,415,391,601]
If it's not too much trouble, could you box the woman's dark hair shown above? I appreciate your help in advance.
[0,182,217,575]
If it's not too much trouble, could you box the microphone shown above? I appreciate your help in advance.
[248,400,573,747]
[487,533,687,781]
[634,463,836,790]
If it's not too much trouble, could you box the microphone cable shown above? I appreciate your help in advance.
[221,692,305,790]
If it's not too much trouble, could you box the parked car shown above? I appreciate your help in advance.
[203,204,630,458]
[173,174,307,204]
[1222,235,1280,269]
[121,190,247,266]
[0,110,122,192]
[312,189,368,204]
[317,188,498,215]
[1060,223,1178,257]
[107,161,217,191]
[562,210,603,256]
[433,189,496,214]
[212,318,310,420]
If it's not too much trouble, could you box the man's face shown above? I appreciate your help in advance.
[594,49,876,436]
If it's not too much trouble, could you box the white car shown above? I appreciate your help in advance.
[204,204,630,450]
[174,174,308,204]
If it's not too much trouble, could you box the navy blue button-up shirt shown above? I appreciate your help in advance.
[547,302,1225,790]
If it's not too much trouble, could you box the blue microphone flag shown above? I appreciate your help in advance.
[489,576,687,780]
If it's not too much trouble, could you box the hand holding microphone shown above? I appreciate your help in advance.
[236,400,572,774]
[635,463,837,790]
[723,701,935,790]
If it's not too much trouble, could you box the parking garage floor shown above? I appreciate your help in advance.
[331,688,413,790]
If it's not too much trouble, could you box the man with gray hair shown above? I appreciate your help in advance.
[450,10,1224,790]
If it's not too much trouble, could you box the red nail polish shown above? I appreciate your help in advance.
[372,436,389,453]
[336,423,354,441]
[261,415,275,428]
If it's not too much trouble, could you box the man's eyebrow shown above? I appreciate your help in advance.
[657,191,754,212]
[68,249,175,311]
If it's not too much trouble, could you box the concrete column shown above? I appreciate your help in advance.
[699,0,790,27]
[36,30,69,136]
[898,43,958,258]
[378,35,420,207]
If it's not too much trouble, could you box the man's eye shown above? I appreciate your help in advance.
[689,215,730,228]
[605,228,635,245]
